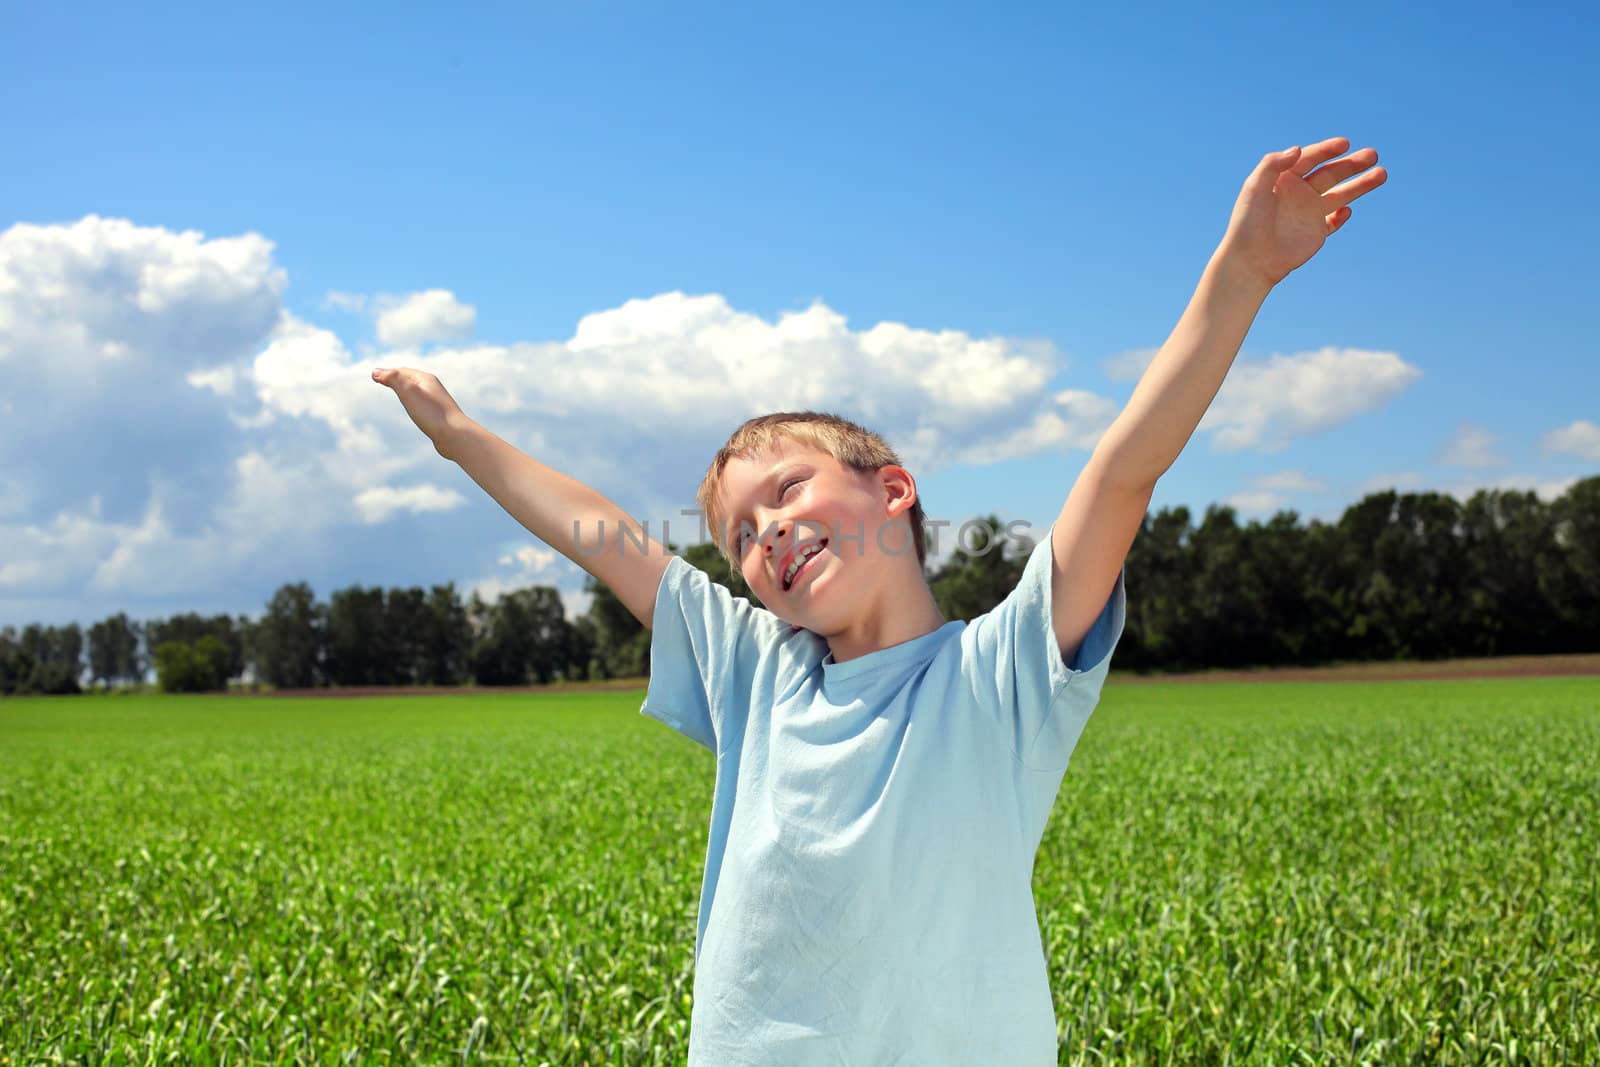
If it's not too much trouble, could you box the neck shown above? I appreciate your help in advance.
[822,577,946,663]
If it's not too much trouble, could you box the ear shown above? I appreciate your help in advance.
[878,465,918,518]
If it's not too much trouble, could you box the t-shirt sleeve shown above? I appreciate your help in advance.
[962,527,1126,771]
[641,555,793,753]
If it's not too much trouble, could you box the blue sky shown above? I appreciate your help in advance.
[4,1,1596,627]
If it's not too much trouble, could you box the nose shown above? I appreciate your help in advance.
[761,520,793,556]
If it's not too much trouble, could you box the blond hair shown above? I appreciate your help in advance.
[697,412,927,567]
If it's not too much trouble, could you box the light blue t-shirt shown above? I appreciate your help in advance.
[643,530,1126,1065]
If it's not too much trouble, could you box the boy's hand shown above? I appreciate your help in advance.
[1220,137,1387,289]
[372,366,468,458]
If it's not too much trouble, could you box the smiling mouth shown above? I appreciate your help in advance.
[782,539,828,591]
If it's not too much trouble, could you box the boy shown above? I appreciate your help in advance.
[374,137,1386,1063]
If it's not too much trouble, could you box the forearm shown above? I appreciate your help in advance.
[440,417,668,622]
[1094,242,1274,488]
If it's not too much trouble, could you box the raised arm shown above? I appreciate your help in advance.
[1049,137,1388,660]
[372,367,670,627]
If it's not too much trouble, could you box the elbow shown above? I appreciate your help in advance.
[1086,434,1165,496]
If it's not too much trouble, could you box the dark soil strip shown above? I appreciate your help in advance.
[246,654,1600,696]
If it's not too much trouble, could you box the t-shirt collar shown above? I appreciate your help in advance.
[820,620,963,686]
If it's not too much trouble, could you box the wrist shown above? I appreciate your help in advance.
[434,413,480,463]
[1209,239,1279,303]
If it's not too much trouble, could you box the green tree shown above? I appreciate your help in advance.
[13,624,83,694]
[420,583,471,686]
[1121,506,1195,671]
[1458,488,1561,655]
[384,586,431,686]
[253,582,324,688]
[0,627,37,695]
[1241,511,1317,665]
[581,576,651,680]
[1187,506,1250,668]
[153,636,231,692]
[145,613,244,682]
[681,542,754,601]
[467,586,580,685]
[927,516,1032,623]
[87,612,144,687]
[1552,475,1600,650]
[578,542,754,681]
[325,586,392,686]
[521,586,581,684]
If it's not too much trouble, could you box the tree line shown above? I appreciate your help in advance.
[2,478,1595,695]
[0,542,742,695]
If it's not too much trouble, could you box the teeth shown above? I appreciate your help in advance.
[784,543,823,589]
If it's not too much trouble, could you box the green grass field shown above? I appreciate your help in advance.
[3,678,1597,1065]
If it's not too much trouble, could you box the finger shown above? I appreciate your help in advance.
[1293,136,1352,177]
[1306,148,1379,194]
[373,366,417,389]
[1325,206,1353,236]
[1322,165,1388,211]
[1250,145,1302,191]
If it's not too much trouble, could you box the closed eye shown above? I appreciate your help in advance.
[727,473,806,556]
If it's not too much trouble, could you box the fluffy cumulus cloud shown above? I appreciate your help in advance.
[0,218,289,611]
[0,217,1131,624]
[331,291,1122,509]
[375,289,476,347]
[1540,420,1600,462]
[1198,346,1421,453]
[0,216,1447,625]
[353,484,467,524]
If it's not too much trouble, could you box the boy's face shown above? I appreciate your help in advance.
[716,441,918,632]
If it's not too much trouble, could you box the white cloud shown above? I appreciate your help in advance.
[259,292,1119,510]
[1445,473,1579,503]
[2,218,1133,625]
[1222,469,1326,517]
[1440,423,1506,468]
[0,489,242,603]
[1101,346,1158,382]
[0,505,128,594]
[1198,346,1421,453]
[0,216,283,370]
[1253,469,1325,493]
[0,214,1449,630]
[0,560,44,587]
[353,484,467,524]
[375,289,476,346]
[944,391,1119,466]
[1540,420,1600,462]
[1357,471,1424,494]
[323,290,367,312]
[186,364,238,396]
[497,545,558,572]
[469,543,571,605]
[1221,490,1287,516]
[0,216,286,582]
